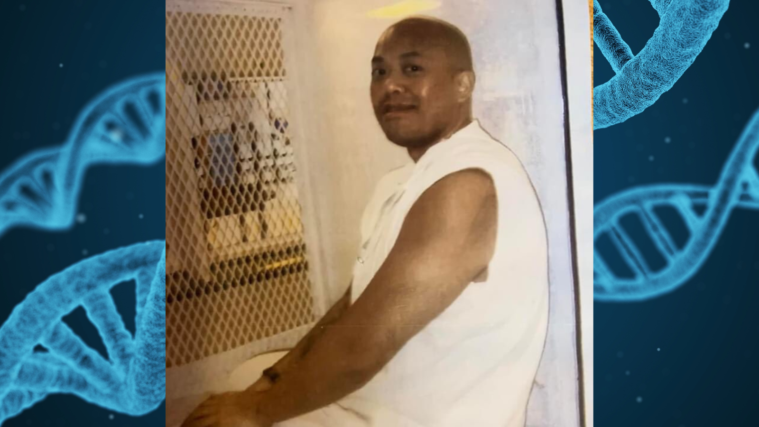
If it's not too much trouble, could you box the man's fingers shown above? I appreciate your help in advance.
[188,418,216,427]
[194,402,218,417]
[182,413,215,427]
[181,400,218,427]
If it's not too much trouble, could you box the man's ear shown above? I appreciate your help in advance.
[455,71,475,102]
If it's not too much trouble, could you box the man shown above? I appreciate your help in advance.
[183,16,548,427]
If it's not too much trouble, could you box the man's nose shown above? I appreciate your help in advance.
[383,75,405,94]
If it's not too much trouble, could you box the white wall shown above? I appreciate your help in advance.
[286,0,589,425]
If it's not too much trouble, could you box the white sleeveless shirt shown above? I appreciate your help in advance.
[278,120,549,427]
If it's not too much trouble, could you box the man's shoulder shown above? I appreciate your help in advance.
[431,133,522,178]
[446,123,514,159]
[432,168,496,194]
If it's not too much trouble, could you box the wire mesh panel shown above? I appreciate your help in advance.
[165,1,316,369]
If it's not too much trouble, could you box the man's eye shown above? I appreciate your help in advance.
[405,65,422,73]
[372,69,386,77]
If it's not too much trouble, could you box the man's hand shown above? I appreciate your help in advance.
[181,391,272,427]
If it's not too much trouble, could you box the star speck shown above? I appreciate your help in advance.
[745,42,751,49]
[59,63,64,68]
[636,396,643,403]
[138,213,144,219]
[76,213,87,224]
[665,136,671,144]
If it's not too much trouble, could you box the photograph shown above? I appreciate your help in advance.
[165,0,592,426]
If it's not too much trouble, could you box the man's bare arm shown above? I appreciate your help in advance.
[260,286,352,382]
[247,169,498,424]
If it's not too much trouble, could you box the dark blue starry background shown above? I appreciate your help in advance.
[595,0,759,426]
[0,1,164,426]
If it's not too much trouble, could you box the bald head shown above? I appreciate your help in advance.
[380,17,474,74]
[370,17,476,159]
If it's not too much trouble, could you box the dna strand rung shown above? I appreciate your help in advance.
[69,79,165,160]
[593,0,730,129]
[0,241,166,423]
[595,108,759,301]
[0,74,166,238]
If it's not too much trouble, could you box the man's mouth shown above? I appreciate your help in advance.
[383,104,417,118]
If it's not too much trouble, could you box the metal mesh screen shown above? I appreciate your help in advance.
[165,2,316,368]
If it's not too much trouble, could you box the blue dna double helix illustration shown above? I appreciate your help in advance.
[0,241,166,423]
[593,0,730,129]
[0,73,166,238]
[594,108,759,301]
[0,74,167,423]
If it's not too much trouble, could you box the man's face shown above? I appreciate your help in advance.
[370,27,461,148]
